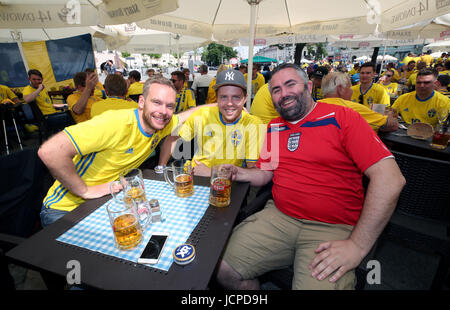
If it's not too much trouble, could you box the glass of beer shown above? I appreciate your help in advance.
[430,123,450,150]
[110,168,147,206]
[106,200,151,250]
[163,159,194,197]
[209,165,232,207]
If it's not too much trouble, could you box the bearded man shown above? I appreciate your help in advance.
[216,63,406,290]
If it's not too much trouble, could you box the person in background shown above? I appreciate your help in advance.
[0,84,20,105]
[420,50,435,67]
[191,64,213,98]
[127,70,144,98]
[146,68,155,79]
[239,64,247,75]
[380,63,400,83]
[66,72,101,123]
[182,68,193,89]
[215,63,405,290]
[322,72,398,133]
[84,68,106,99]
[244,64,266,100]
[378,69,400,97]
[351,62,390,108]
[206,64,228,104]
[392,68,450,126]
[171,70,196,113]
[348,63,360,77]
[435,74,450,96]
[407,61,427,91]
[310,66,329,101]
[22,69,71,132]
[90,74,138,118]
[440,61,450,76]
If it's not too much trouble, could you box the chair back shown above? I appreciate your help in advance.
[391,150,450,222]
[196,87,209,106]
[128,94,141,103]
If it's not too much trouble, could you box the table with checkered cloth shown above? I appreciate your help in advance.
[56,179,211,272]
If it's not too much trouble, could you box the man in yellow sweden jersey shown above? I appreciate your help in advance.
[321,72,398,133]
[158,69,265,177]
[126,70,144,99]
[22,69,71,132]
[244,64,266,100]
[351,62,390,108]
[392,69,450,126]
[90,74,138,118]
[250,83,279,124]
[66,72,101,123]
[171,70,196,113]
[38,76,204,227]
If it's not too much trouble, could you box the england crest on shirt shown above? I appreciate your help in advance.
[287,132,301,152]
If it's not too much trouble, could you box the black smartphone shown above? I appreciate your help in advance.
[137,233,169,264]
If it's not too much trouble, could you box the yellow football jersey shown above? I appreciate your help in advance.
[22,85,57,115]
[0,85,17,103]
[380,82,399,95]
[127,82,144,96]
[250,83,279,124]
[320,97,388,132]
[206,78,217,104]
[43,108,180,212]
[90,97,138,118]
[66,91,101,123]
[351,82,390,108]
[94,81,106,99]
[392,91,450,126]
[244,72,266,98]
[178,106,266,168]
[175,87,196,113]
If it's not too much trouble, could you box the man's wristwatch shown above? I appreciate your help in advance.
[155,165,165,174]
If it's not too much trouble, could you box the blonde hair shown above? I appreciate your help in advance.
[217,64,228,74]
[321,72,351,97]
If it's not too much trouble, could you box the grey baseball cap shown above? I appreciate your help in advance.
[213,69,247,91]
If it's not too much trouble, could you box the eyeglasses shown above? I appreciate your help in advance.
[359,94,364,104]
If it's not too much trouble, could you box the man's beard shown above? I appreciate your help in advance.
[274,90,311,122]
[142,110,169,132]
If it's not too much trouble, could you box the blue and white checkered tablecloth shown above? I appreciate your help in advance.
[56,179,211,272]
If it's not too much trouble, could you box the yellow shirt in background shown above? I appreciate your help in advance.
[22,85,57,115]
[0,85,17,104]
[380,82,399,95]
[206,78,217,104]
[90,97,138,118]
[66,91,101,123]
[244,72,266,98]
[127,82,144,96]
[351,83,390,108]
[94,82,106,99]
[250,83,279,124]
[175,87,196,113]
[392,91,450,126]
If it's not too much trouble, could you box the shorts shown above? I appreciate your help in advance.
[222,200,356,290]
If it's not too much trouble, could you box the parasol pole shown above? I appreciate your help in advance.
[10,30,29,73]
[246,0,261,111]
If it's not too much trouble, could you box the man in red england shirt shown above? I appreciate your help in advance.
[216,63,406,290]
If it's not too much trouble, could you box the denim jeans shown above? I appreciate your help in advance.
[40,207,68,227]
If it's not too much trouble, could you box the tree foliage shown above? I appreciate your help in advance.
[202,43,237,66]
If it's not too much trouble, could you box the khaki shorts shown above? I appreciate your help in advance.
[223,200,356,290]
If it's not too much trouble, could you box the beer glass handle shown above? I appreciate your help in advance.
[163,167,175,189]
[110,181,123,202]
[134,200,151,231]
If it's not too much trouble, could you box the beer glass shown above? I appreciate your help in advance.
[430,123,450,150]
[209,165,232,207]
[164,159,194,197]
[110,168,147,206]
[106,200,151,250]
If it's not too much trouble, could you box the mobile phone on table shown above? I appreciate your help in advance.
[137,232,169,264]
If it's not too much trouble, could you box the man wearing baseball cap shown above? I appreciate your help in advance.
[158,69,265,176]
[311,66,329,101]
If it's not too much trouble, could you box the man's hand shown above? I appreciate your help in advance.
[193,160,211,177]
[79,182,115,200]
[309,239,366,283]
[86,73,98,91]
[38,84,45,92]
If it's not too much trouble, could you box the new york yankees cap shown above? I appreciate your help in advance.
[213,69,247,91]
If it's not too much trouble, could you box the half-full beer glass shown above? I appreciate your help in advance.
[106,200,151,250]
[110,168,147,206]
[209,165,232,207]
[164,159,194,197]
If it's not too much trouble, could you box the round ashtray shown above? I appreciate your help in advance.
[173,244,196,265]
